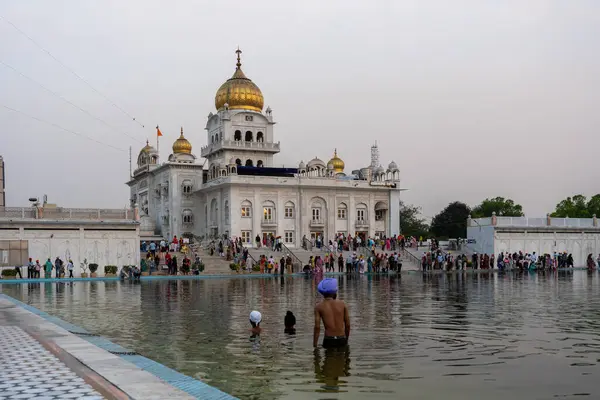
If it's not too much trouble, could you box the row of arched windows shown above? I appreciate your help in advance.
[234,130,264,142]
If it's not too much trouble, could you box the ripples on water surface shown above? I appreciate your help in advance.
[2,271,600,399]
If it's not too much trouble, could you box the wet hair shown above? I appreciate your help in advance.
[250,320,260,328]
[323,292,337,299]
[284,311,296,328]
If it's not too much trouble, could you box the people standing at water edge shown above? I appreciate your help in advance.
[314,278,350,348]
[44,258,52,279]
[27,258,34,279]
[34,260,41,278]
[67,259,74,278]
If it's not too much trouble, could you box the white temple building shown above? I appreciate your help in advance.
[127,49,403,247]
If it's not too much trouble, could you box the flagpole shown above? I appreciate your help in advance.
[156,125,160,162]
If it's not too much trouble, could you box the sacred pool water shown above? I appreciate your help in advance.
[2,271,599,400]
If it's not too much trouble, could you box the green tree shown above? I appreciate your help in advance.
[430,201,471,239]
[399,201,430,238]
[471,197,524,218]
[585,194,600,217]
[550,194,590,218]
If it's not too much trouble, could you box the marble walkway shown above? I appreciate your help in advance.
[0,326,103,399]
[0,296,199,400]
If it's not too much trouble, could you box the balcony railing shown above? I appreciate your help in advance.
[355,219,369,227]
[471,216,599,228]
[0,207,134,221]
[310,218,325,227]
[261,218,277,226]
[201,140,281,157]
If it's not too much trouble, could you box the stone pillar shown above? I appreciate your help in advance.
[594,214,597,227]
[547,213,551,226]
[134,203,140,221]
[467,215,472,227]
[491,212,497,226]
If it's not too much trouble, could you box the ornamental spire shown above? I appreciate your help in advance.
[235,47,242,69]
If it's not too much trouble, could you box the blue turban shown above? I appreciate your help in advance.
[318,278,338,295]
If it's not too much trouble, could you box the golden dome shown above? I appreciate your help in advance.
[327,149,345,174]
[172,127,192,154]
[214,48,264,112]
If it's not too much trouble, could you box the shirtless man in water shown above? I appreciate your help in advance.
[313,278,350,348]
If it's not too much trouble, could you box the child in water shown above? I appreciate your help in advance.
[249,311,262,339]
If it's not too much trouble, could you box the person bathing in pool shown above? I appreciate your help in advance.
[249,311,262,339]
[313,278,350,348]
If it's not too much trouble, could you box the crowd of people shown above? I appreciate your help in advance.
[302,232,420,253]
[420,249,600,271]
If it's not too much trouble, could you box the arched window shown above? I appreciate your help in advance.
[284,201,295,218]
[257,160,264,168]
[337,202,347,220]
[235,158,241,166]
[211,135,215,144]
[263,200,276,221]
[356,202,368,223]
[245,131,253,141]
[182,179,193,195]
[245,159,253,167]
[234,130,242,141]
[257,132,264,142]
[182,209,193,224]
[241,200,252,218]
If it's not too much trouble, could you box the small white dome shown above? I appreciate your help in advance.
[229,157,236,165]
[376,165,385,174]
[307,157,326,168]
[298,160,305,169]
[388,161,399,171]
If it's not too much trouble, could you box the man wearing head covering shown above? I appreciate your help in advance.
[314,278,350,348]
[249,310,262,338]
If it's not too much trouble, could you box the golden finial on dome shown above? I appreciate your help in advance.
[327,148,345,174]
[214,48,264,112]
[172,126,192,154]
[236,47,242,69]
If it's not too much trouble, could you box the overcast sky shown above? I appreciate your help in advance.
[1,0,599,220]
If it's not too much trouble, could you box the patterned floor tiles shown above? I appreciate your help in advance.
[0,326,104,399]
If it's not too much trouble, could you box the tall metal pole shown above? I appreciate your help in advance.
[129,146,132,177]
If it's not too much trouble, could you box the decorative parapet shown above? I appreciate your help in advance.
[471,216,598,228]
[0,207,136,221]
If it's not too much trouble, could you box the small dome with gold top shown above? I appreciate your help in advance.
[215,48,264,112]
[172,127,192,154]
[327,149,345,174]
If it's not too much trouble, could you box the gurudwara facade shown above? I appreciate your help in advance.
[127,49,402,247]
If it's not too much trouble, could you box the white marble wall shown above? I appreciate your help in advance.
[494,230,600,267]
[0,225,139,277]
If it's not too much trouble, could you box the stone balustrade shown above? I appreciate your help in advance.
[0,206,135,221]
[200,139,281,158]
[469,214,599,228]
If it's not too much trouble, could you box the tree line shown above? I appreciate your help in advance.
[400,194,600,239]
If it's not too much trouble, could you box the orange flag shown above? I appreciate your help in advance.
[156,125,163,137]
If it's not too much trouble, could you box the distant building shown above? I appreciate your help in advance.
[0,155,5,207]
[467,214,600,266]
[127,49,403,245]
[0,205,139,275]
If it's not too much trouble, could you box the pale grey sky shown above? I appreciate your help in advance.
[1,0,599,220]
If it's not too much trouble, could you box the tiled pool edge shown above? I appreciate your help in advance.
[0,293,238,400]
